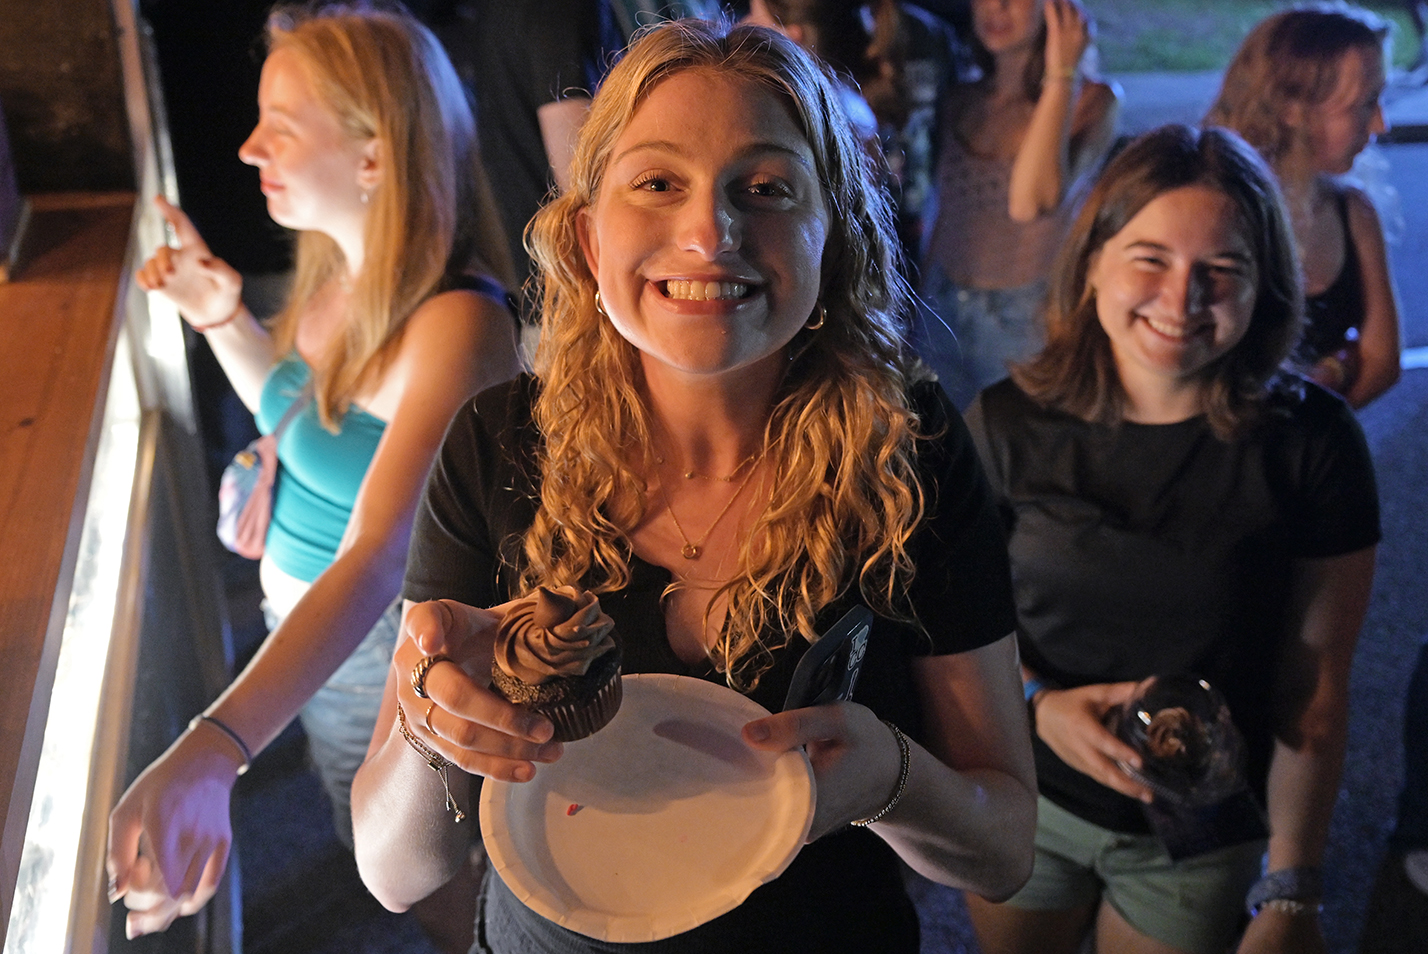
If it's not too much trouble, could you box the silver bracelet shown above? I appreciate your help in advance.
[850,721,911,827]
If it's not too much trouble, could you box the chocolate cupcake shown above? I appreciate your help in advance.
[491,586,622,742]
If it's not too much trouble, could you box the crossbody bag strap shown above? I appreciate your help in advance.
[269,382,313,442]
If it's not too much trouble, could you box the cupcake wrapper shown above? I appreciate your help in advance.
[545,669,623,742]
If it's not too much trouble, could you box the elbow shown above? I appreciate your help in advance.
[980,792,1037,902]
[357,867,415,914]
[1007,199,1041,225]
[1007,192,1060,224]
[977,849,1034,904]
[961,776,1037,902]
[353,825,428,913]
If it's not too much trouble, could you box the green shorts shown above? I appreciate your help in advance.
[1006,796,1266,954]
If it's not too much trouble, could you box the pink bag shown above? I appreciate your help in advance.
[216,386,311,559]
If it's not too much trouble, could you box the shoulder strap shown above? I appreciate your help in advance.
[270,382,313,440]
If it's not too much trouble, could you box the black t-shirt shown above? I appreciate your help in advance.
[965,379,1381,834]
[405,374,1017,952]
[431,1,619,306]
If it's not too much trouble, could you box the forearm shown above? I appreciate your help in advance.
[1007,80,1076,222]
[875,750,1036,900]
[205,542,405,755]
[199,304,278,411]
[352,704,472,911]
[1344,348,1400,408]
[1263,716,1348,871]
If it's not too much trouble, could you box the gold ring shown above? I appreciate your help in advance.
[411,654,452,699]
[424,702,438,736]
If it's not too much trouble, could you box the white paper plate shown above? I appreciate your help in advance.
[480,672,815,942]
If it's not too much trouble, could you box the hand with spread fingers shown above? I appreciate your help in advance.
[134,195,244,330]
[393,599,563,785]
[1031,681,1155,803]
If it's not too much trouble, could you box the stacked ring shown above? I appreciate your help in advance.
[411,653,453,699]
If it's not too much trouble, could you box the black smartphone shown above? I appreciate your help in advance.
[781,605,873,712]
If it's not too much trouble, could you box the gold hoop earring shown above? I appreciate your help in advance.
[594,289,607,317]
[805,304,826,331]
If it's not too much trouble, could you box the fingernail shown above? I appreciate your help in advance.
[513,764,534,782]
[538,741,564,761]
[745,722,770,742]
[107,878,119,903]
[529,720,554,743]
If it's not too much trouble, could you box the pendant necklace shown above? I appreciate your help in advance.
[658,449,766,560]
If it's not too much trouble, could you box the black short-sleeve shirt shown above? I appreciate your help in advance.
[404,374,1017,952]
[965,379,1381,834]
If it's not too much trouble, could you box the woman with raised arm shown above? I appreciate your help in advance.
[963,125,1379,954]
[108,4,520,937]
[918,0,1119,408]
[351,19,1036,954]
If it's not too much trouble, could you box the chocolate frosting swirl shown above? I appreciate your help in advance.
[494,586,616,684]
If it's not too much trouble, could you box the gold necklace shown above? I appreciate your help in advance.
[655,453,757,482]
[658,450,765,560]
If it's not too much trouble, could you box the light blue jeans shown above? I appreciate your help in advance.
[263,597,400,849]
[915,266,1048,409]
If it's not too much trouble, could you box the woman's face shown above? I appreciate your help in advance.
[1301,45,1387,176]
[1087,184,1259,400]
[578,69,830,384]
[973,0,1043,55]
[239,47,374,232]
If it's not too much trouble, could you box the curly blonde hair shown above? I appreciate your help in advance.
[263,3,513,430]
[520,20,926,690]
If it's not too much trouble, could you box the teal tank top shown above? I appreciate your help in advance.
[256,356,387,582]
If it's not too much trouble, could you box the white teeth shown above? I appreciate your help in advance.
[664,280,749,301]
[1146,317,1189,339]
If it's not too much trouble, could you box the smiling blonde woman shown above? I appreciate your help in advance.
[352,19,1037,954]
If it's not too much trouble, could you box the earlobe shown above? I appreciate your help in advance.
[356,137,384,192]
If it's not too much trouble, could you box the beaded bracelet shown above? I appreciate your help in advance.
[189,714,251,775]
[396,702,465,822]
[1246,866,1323,917]
[1255,898,1321,917]
[851,721,911,827]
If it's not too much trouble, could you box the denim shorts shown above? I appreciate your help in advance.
[264,597,401,849]
[1007,796,1265,954]
[915,267,1048,409]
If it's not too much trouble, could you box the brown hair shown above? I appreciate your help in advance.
[757,0,911,128]
[522,20,925,690]
[264,3,513,430]
[1012,124,1302,438]
[1205,3,1389,169]
[968,0,1047,101]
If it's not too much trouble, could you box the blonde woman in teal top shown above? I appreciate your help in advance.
[110,5,520,938]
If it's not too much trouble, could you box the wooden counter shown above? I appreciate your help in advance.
[0,191,135,932]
